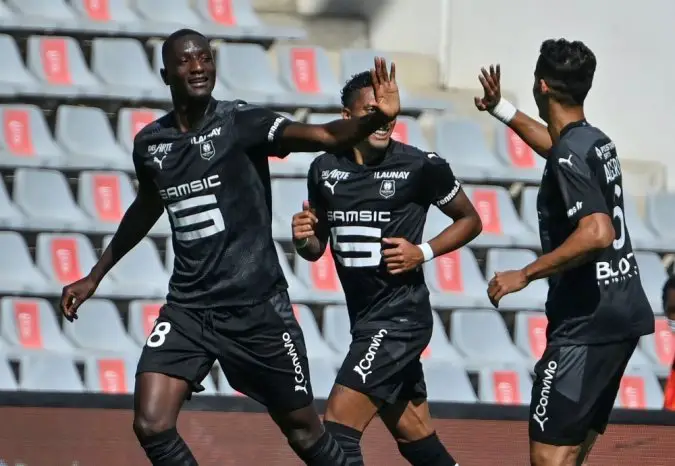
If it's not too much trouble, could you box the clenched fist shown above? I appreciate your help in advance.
[292,200,318,244]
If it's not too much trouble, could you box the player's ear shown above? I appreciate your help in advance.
[341,108,351,120]
[160,68,169,86]
[539,78,550,95]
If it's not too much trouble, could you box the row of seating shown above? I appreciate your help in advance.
[0,0,304,40]
[0,33,447,111]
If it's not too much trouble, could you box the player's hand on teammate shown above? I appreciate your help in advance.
[381,237,423,274]
[487,269,529,308]
[474,64,502,111]
[60,275,99,322]
[371,57,400,120]
[292,200,318,243]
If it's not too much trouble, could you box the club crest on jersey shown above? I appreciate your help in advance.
[199,140,216,160]
[321,169,350,181]
[379,180,396,199]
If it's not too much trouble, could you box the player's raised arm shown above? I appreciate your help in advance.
[475,64,553,158]
[60,150,164,322]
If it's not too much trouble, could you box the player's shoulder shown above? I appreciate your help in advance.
[391,141,448,169]
[554,121,613,161]
[133,112,173,145]
[309,150,347,175]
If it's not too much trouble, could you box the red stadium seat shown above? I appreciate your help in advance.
[206,0,236,25]
[492,370,521,405]
[92,173,123,222]
[391,119,409,144]
[471,188,503,235]
[505,128,536,168]
[3,108,34,156]
[433,250,463,293]
[527,315,548,360]
[618,375,647,409]
[290,48,321,94]
[142,303,162,337]
[311,247,340,292]
[653,318,675,366]
[12,299,43,349]
[96,358,129,394]
[39,38,73,86]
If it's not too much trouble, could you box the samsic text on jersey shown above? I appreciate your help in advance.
[133,99,291,310]
[537,120,654,345]
[308,141,461,330]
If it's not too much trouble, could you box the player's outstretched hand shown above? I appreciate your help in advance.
[371,57,400,120]
[60,275,98,322]
[487,269,528,308]
[381,237,423,275]
[292,200,318,243]
[474,64,502,112]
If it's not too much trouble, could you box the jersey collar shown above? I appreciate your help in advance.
[167,97,218,135]
[559,119,588,139]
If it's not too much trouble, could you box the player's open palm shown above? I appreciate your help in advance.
[381,237,424,275]
[371,57,400,120]
[60,275,98,322]
[292,200,318,242]
[474,64,502,112]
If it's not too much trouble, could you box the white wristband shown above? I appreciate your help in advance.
[417,243,435,263]
[490,99,517,124]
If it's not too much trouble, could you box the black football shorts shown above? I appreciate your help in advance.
[529,338,639,446]
[136,291,314,413]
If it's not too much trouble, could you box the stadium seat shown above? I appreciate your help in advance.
[0,178,26,229]
[0,232,57,295]
[308,358,337,399]
[117,107,166,153]
[0,357,18,390]
[615,368,664,410]
[102,235,170,297]
[640,317,674,377]
[275,242,311,303]
[478,367,532,405]
[422,244,491,309]
[276,45,342,107]
[340,49,450,112]
[423,362,477,403]
[426,311,467,365]
[5,0,95,31]
[450,309,528,370]
[84,355,137,394]
[514,311,548,369]
[644,192,675,251]
[13,168,93,231]
[626,345,657,373]
[70,0,148,34]
[306,113,340,125]
[519,186,539,237]
[271,178,305,241]
[197,372,218,395]
[19,353,84,392]
[494,125,545,183]
[293,304,337,363]
[63,299,139,353]
[464,185,539,248]
[35,232,116,295]
[294,247,346,304]
[55,105,133,170]
[132,0,215,35]
[26,35,104,98]
[391,116,430,150]
[0,104,67,168]
[624,195,670,252]
[0,34,43,96]
[78,171,137,233]
[128,300,163,346]
[634,251,666,314]
[485,249,547,310]
[91,38,167,101]
[322,305,352,356]
[165,237,174,272]
[0,297,76,354]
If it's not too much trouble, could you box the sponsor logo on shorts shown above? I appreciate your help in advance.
[353,329,388,384]
[533,360,557,432]
[282,332,308,395]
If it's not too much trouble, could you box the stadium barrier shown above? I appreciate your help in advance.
[1,393,674,465]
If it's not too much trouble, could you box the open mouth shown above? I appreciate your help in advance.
[372,126,391,139]
[188,76,209,88]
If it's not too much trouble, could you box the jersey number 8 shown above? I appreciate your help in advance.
[612,184,626,251]
[167,194,225,241]
[147,322,171,348]
[331,226,382,268]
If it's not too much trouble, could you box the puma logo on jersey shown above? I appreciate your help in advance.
[373,171,409,180]
[558,154,574,167]
[324,180,338,195]
[153,155,167,169]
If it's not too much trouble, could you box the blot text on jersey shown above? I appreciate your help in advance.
[327,210,390,223]
[148,143,173,156]
[321,169,350,181]
[603,158,621,183]
[373,171,409,180]
[159,175,221,200]
[191,127,221,145]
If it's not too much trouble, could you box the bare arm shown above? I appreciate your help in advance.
[292,201,329,262]
[427,190,483,257]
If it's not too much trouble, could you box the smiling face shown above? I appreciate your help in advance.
[342,86,395,150]
[161,34,216,102]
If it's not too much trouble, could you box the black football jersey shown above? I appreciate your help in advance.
[308,141,461,330]
[537,120,654,345]
[132,98,291,310]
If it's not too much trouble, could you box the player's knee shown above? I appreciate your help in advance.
[286,425,322,452]
[393,413,435,443]
[530,443,579,466]
[133,410,177,440]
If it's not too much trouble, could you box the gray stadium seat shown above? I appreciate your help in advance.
[103,235,170,298]
[494,124,545,183]
[423,362,477,403]
[84,355,138,394]
[271,178,305,241]
[615,368,664,410]
[196,372,218,395]
[294,248,345,304]
[0,232,56,295]
[422,244,491,309]
[451,309,528,370]
[275,242,311,302]
[78,171,137,232]
[64,298,139,353]
[392,116,430,150]
[626,345,656,373]
[0,297,76,354]
[322,305,351,356]
[425,311,467,366]
[514,311,548,369]
[645,192,675,250]
[91,38,167,101]
[70,0,156,35]
[519,186,539,237]
[340,49,450,112]
[276,45,341,107]
[128,300,164,346]
[13,168,93,231]
[269,153,316,176]
[306,113,340,125]
[165,237,174,272]
[36,233,116,295]
[0,178,25,229]
[485,249,547,310]
[308,358,337,400]
[0,34,43,96]
[478,367,532,405]
[5,0,84,30]
[55,105,132,170]
[624,195,669,251]
[634,251,665,314]
[117,107,166,153]
[293,304,337,363]
[640,317,674,377]
[0,356,18,390]
[133,0,237,37]
[19,353,84,392]
[26,35,104,98]
[0,104,67,168]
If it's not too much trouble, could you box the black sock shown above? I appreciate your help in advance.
[292,430,348,466]
[398,432,458,466]
[138,427,198,466]
[324,421,364,465]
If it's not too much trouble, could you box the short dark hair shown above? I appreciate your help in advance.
[535,38,596,106]
[662,275,675,311]
[162,28,207,67]
[340,71,372,108]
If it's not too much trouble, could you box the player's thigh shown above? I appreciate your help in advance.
[215,291,315,414]
[324,383,381,432]
[379,395,435,443]
[133,372,192,435]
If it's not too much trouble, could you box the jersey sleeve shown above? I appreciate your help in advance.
[421,152,461,208]
[132,147,154,193]
[307,159,326,213]
[234,103,292,158]
[551,146,609,226]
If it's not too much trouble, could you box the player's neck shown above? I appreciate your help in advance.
[546,102,586,143]
[353,144,386,166]
[172,97,212,133]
